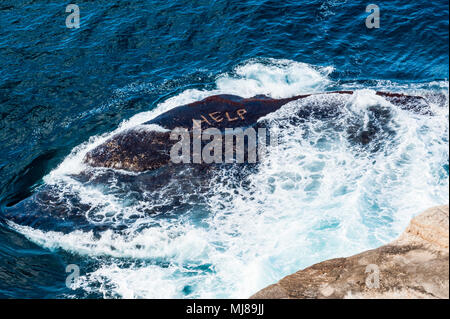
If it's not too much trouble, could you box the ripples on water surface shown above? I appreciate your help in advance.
[0,0,448,298]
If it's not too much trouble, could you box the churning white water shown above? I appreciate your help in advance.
[9,59,449,298]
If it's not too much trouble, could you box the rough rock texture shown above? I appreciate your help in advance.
[250,205,449,299]
[84,129,175,172]
[84,92,430,172]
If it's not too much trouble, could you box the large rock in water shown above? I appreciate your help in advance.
[84,91,430,172]
[250,205,449,299]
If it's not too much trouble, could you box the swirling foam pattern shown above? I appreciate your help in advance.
[0,0,448,298]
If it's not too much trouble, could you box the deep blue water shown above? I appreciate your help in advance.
[0,0,448,298]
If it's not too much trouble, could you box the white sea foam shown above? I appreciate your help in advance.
[9,59,449,298]
[216,58,334,98]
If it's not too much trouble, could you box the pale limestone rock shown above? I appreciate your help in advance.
[250,205,449,299]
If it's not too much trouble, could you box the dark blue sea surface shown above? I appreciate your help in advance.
[0,0,448,298]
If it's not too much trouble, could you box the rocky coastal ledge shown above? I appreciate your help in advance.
[251,205,449,299]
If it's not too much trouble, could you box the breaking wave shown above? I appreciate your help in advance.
[6,59,449,298]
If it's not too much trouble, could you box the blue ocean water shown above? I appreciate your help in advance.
[0,0,448,298]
